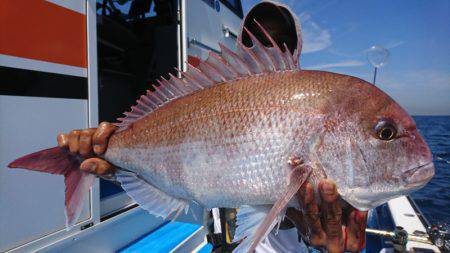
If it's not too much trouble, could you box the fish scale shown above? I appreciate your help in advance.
[105,71,321,207]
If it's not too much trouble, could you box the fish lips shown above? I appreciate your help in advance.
[401,162,435,187]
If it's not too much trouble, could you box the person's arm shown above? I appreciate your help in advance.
[286,180,368,253]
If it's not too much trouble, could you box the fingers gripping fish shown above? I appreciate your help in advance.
[8,6,434,253]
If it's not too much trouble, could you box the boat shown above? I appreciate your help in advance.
[0,1,447,252]
[365,196,444,252]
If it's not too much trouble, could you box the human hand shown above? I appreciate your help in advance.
[57,122,117,177]
[286,179,368,253]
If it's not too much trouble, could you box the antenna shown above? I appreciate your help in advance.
[367,45,389,85]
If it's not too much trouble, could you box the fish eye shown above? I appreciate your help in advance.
[375,120,397,141]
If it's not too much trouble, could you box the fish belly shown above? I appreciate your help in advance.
[106,124,297,208]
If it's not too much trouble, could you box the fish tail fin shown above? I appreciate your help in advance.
[8,147,95,229]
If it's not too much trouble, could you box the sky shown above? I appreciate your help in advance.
[242,0,450,115]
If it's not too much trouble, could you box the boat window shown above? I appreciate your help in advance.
[220,0,243,18]
[96,0,179,214]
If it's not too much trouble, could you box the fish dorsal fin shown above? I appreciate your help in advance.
[116,21,299,129]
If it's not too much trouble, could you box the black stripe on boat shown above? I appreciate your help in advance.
[0,66,87,99]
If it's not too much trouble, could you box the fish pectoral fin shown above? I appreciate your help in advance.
[233,164,312,253]
[116,171,188,220]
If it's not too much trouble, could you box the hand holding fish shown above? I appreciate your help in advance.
[57,122,116,176]
[57,124,368,252]
[287,181,367,253]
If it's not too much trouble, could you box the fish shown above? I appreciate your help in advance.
[8,17,434,253]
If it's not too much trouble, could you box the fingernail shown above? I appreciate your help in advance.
[322,181,336,195]
[93,144,102,154]
[81,162,96,172]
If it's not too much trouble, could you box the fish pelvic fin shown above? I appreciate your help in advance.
[115,20,299,131]
[233,205,272,253]
[115,170,188,220]
[8,147,95,229]
[233,164,312,253]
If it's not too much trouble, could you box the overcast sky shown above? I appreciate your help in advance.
[242,0,450,115]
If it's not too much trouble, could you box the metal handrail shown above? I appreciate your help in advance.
[188,38,221,54]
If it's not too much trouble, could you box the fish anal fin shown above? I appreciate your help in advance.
[115,171,187,220]
[246,163,312,252]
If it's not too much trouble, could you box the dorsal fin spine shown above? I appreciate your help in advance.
[208,51,239,78]
[147,90,164,104]
[253,21,286,61]
[156,79,174,97]
[253,20,287,71]
[137,99,152,111]
[145,90,157,104]
[187,63,214,87]
[168,71,187,93]
[218,43,252,75]
[174,68,197,90]
[157,83,172,100]
[131,106,145,115]
[124,111,140,118]
[243,26,276,71]
[141,94,158,108]
[199,61,227,82]
[152,85,168,101]
[179,69,205,90]
[159,77,179,96]
[237,40,264,74]
[293,48,300,67]
[283,43,295,70]
[155,80,174,97]
[168,73,188,94]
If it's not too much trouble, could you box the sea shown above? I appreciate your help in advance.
[411,116,450,226]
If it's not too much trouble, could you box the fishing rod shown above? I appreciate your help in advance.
[366,227,432,245]
[366,225,450,252]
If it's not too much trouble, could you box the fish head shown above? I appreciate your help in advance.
[314,73,434,210]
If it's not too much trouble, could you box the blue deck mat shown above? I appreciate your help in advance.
[119,221,201,253]
[197,243,213,253]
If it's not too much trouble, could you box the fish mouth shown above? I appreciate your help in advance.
[342,163,434,211]
[402,162,435,187]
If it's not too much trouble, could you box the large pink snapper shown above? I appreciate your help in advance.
[8,17,433,253]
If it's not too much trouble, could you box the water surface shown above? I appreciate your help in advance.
[411,116,450,225]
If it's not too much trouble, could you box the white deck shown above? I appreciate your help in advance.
[388,196,441,252]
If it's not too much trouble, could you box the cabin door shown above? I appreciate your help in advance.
[94,0,183,217]
[0,1,93,252]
